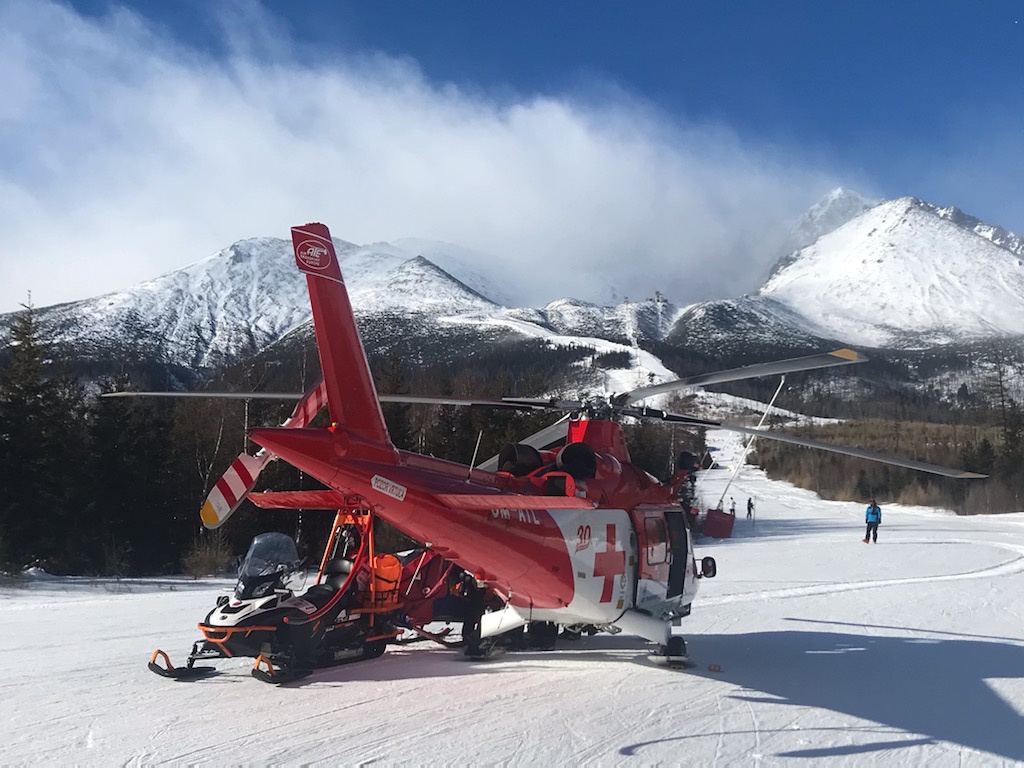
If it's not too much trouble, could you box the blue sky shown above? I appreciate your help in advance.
[2,0,1022,312]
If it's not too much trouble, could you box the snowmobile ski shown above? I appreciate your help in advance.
[251,654,313,684]
[148,649,217,680]
[398,625,462,647]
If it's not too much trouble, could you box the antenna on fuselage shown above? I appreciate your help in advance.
[713,375,786,510]
[468,430,484,478]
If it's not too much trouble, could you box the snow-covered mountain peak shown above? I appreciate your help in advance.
[373,238,516,308]
[501,295,677,343]
[797,187,879,240]
[814,186,876,214]
[544,297,598,311]
[759,196,1024,347]
[768,188,880,278]
[7,189,1024,379]
[4,234,513,368]
[348,255,499,314]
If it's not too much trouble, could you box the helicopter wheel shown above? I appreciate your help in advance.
[526,621,559,650]
[664,636,687,658]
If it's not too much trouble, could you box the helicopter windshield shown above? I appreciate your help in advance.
[235,532,305,599]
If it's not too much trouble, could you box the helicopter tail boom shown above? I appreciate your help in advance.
[290,223,397,461]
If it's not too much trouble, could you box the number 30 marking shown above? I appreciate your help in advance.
[575,524,592,553]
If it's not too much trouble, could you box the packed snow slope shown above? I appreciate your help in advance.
[760,196,1024,348]
[2,437,1022,766]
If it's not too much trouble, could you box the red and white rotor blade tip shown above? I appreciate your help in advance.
[200,452,273,529]
[199,381,328,529]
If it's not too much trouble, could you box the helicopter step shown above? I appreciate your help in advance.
[461,639,507,661]
[646,636,694,670]
[646,654,695,671]
[397,625,463,647]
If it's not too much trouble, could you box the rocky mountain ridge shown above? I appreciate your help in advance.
[3,189,1023,406]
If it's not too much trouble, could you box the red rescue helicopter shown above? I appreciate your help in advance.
[132,221,984,681]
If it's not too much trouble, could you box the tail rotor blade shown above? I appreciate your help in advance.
[200,452,273,529]
[200,379,328,529]
[281,380,328,428]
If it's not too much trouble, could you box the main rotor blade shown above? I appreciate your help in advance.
[100,391,581,411]
[618,348,867,406]
[102,391,303,400]
[476,414,572,471]
[377,395,576,411]
[624,407,986,479]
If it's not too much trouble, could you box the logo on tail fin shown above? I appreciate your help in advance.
[296,240,332,271]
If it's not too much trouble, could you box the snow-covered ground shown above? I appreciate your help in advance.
[2,438,1023,765]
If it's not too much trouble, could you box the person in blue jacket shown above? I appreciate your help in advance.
[864,499,882,542]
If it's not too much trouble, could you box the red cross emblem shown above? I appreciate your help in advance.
[593,523,625,603]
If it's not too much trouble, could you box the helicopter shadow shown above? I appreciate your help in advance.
[631,626,1024,761]
[274,645,493,688]
[276,632,652,688]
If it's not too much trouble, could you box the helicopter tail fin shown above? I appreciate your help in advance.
[289,223,396,460]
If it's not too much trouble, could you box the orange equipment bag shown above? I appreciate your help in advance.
[370,554,401,608]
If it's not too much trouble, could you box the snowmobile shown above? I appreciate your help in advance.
[149,512,418,683]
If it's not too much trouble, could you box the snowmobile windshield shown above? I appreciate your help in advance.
[235,532,305,600]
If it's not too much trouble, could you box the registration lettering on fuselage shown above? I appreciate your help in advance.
[490,508,541,525]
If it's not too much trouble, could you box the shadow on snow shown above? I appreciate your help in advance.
[623,628,1024,761]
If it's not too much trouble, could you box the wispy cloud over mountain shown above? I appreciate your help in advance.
[0,0,844,313]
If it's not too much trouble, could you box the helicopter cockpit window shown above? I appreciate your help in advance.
[644,518,668,565]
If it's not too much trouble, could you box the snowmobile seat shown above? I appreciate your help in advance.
[301,558,355,609]
[323,557,354,591]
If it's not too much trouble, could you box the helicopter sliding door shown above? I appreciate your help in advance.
[630,506,691,608]
[631,507,671,606]
[664,511,688,598]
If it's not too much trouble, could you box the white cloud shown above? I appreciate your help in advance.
[0,0,843,313]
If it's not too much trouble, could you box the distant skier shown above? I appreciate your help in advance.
[864,499,882,543]
[729,497,736,515]
[746,497,754,520]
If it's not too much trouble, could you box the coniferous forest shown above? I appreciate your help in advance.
[1,303,1021,577]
